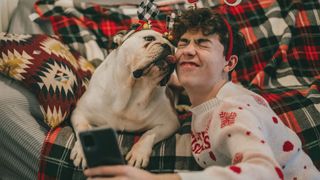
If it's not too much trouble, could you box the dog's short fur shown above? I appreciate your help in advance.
[70,29,180,168]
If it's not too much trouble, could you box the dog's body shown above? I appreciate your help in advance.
[70,29,180,168]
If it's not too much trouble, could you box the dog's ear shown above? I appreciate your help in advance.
[113,30,128,46]
[113,23,142,47]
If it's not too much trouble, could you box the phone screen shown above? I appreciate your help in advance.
[79,128,125,167]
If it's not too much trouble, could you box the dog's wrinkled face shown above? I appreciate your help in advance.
[117,30,175,85]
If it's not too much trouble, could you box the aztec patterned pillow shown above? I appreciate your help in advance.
[0,33,95,128]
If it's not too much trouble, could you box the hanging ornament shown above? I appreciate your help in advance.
[137,0,159,21]
[224,0,242,6]
[164,12,176,41]
[135,0,165,34]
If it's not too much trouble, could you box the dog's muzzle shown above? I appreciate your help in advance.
[133,43,176,86]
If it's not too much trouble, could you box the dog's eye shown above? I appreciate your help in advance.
[144,36,156,41]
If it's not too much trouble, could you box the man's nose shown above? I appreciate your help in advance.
[181,43,196,57]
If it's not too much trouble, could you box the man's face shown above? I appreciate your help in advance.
[175,30,228,91]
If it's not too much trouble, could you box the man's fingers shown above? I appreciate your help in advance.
[84,165,128,177]
[88,177,116,180]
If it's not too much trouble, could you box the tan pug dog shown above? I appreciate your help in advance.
[70,29,180,169]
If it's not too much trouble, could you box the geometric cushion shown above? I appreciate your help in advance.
[0,33,94,128]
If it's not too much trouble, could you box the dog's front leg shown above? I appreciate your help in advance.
[125,124,177,168]
[70,111,92,169]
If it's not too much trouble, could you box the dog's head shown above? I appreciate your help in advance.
[113,29,176,86]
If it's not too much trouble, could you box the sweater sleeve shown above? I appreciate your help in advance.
[178,101,284,180]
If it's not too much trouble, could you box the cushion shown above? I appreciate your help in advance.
[0,32,95,128]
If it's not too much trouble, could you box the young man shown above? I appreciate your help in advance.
[84,8,320,180]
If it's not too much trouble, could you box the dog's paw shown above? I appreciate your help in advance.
[125,143,153,168]
[70,140,87,169]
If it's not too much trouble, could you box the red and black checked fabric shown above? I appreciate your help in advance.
[224,0,320,169]
[33,0,320,179]
[38,112,201,180]
[33,0,132,64]
[33,0,175,64]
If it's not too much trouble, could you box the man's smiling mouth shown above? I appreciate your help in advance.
[180,62,199,69]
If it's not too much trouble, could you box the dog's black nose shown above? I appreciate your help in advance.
[133,69,144,78]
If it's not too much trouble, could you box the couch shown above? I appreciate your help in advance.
[1,0,319,179]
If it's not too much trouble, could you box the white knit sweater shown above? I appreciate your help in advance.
[178,82,320,180]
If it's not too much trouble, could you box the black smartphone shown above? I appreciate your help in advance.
[79,127,125,167]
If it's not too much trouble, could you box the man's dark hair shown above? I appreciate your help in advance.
[172,8,246,58]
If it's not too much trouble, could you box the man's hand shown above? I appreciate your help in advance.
[84,165,181,180]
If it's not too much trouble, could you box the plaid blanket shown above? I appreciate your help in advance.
[38,112,201,179]
[33,0,320,179]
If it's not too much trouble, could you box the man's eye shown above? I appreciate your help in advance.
[195,41,210,49]
[144,36,156,41]
[177,42,187,47]
[199,42,210,48]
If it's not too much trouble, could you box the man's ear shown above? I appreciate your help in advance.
[224,55,238,72]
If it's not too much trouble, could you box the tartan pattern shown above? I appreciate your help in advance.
[38,114,201,179]
[32,0,193,64]
[224,0,320,169]
[33,0,132,65]
[31,0,320,179]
